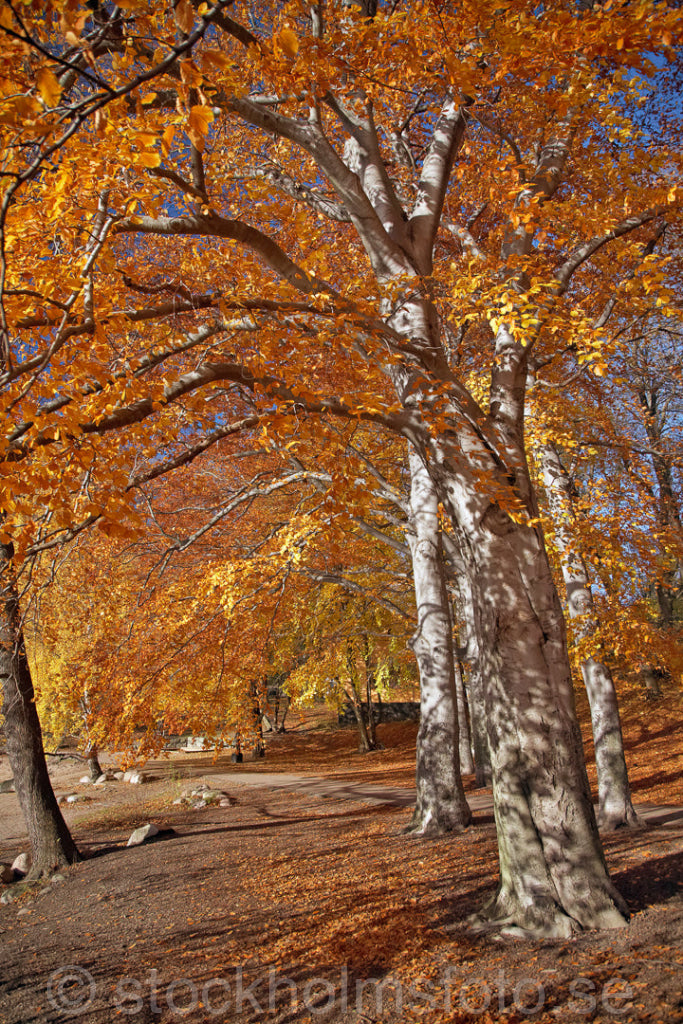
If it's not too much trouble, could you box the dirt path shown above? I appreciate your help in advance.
[1,705,682,1024]
[1,773,682,1024]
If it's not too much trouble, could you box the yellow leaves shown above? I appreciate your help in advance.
[36,67,61,109]
[138,151,161,168]
[174,0,195,35]
[188,104,214,152]
[97,520,136,541]
[0,94,40,127]
[179,59,202,88]
[278,28,300,60]
[161,124,175,158]
[202,50,231,72]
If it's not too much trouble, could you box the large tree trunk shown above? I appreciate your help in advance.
[1,546,80,879]
[539,443,640,830]
[432,456,629,936]
[404,447,471,835]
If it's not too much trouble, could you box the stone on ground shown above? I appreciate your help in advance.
[126,823,160,847]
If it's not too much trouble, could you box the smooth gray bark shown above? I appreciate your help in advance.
[453,650,475,776]
[405,447,471,835]
[1,545,80,878]
[540,443,640,830]
[105,42,633,934]
[453,568,491,788]
[433,473,629,935]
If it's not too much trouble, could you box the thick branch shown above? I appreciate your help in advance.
[113,212,330,295]
[410,98,469,274]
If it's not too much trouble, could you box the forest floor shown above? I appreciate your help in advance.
[0,687,681,1024]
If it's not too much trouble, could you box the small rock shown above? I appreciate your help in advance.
[17,907,30,917]
[1,864,14,884]
[51,873,66,884]
[0,779,15,794]
[79,775,91,784]
[126,823,160,848]
[113,771,125,780]
[200,789,226,804]
[172,798,184,805]
[180,783,207,800]
[96,772,115,783]
[1,890,14,904]
[219,798,233,808]
[128,772,147,785]
[11,853,29,878]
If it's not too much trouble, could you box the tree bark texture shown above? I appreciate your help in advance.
[453,650,475,776]
[405,446,471,835]
[1,546,80,878]
[428,441,629,935]
[540,443,640,830]
[454,571,491,787]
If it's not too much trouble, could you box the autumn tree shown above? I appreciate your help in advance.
[0,0,236,874]
[2,0,682,931]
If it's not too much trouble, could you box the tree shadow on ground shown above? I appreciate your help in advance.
[611,849,682,912]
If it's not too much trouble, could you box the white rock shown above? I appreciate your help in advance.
[128,772,147,785]
[95,772,114,784]
[113,771,125,780]
[201,789,226,803]
[11,853,29,877]
[181,783,208,799]
[1,890,14,904]
[79,775,91,784]
[219,799,233,808]
[126,823,160,847]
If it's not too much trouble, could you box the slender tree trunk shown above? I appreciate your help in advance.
[343,675,375,753]
[431,454,629,936]
[540,443,640,830]
[86,744,103,781]
[404,447,472,835]
[453,652,475,775]
[453,569,491,787]
[80,691,103,781]
[362,635,378,748]
[1,545,80,878]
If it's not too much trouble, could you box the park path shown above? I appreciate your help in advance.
[207,770,683,827]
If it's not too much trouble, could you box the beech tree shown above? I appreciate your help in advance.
[2,0,682,931]
[537,441,640,830]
